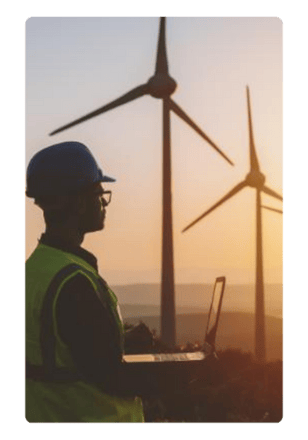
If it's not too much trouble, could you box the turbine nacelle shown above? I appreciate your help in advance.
[245,170,265,188]
[147,73,177,98]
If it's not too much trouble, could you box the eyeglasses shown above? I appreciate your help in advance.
[101,190,112,206]
[86,187,112,205]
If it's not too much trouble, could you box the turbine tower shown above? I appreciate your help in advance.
[49,17,233,347]
[183,86,282,363]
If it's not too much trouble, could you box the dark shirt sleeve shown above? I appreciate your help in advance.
[55,273,158,397]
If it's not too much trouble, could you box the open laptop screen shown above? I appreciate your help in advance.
[205,276,225,346]
[123,276,226,363]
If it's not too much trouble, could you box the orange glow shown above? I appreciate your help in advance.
[26,18,282,288]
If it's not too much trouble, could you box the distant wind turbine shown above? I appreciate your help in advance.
[183,86,282,363]
[49,17,234,347]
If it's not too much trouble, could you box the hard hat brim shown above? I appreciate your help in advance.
[98,169,116,183]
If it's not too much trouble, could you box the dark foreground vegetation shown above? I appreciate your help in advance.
[124,322,283,423]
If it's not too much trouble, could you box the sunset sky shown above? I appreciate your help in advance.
[26,17,283,285]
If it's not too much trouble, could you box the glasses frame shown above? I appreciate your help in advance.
[101,190,112,206]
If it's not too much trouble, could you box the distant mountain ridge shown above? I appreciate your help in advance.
[113,283,282,318]
[120,304,206,318]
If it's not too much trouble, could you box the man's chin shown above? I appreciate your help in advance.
[96,220,105,231]
[83,220,105,234]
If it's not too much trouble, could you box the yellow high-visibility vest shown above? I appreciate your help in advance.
[26,243,144,422]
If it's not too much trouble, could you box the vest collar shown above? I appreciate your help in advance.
[39,233,98,271]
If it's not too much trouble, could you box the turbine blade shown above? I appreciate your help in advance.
[262,185,283,201]
[246,86,260,172]
[262,205,283,214]
[50,84,149,135]
[155,17,169,75]
[182,181,247,233]
[169,98,234,166]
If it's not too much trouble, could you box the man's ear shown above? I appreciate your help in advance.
[76,193,87,215]
[35,194,70,212]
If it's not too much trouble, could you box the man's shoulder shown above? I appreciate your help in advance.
[58,271,98,300]
[56,270,115,318]
[27,243,97,277]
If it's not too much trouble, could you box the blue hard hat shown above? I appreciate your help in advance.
[26,141,115,198]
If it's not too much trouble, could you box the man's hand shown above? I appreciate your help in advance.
[124,322,154,353]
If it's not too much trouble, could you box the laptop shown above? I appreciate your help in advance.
[123,276,226,364]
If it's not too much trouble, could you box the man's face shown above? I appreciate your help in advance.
[79,183,109,233]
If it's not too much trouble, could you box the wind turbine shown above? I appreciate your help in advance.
[182,86,282,363]
[49,17,234,347]
[262,205,283,214]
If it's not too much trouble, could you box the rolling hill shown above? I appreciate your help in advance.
[124,311,282,361]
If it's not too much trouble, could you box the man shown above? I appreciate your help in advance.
[26,141,157,422]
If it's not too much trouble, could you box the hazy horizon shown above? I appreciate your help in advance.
[104,266,282,285]
[112,283,282,319]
